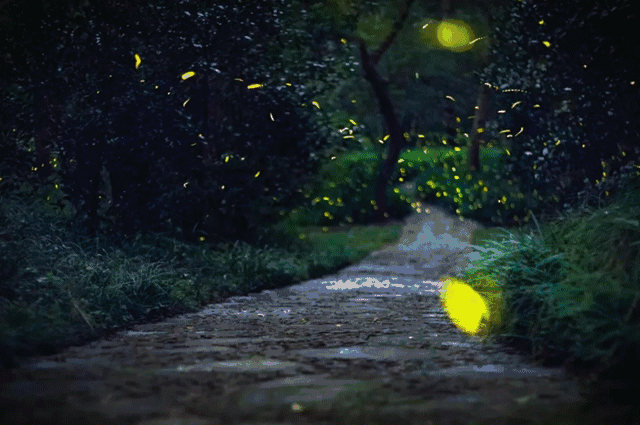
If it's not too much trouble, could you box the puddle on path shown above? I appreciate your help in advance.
[157,356,300,374]
[294,345,435,361]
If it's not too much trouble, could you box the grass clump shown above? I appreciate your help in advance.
[460,174,640,380]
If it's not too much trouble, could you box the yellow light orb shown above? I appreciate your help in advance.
[440,278,489,335]
[436,20,474,52]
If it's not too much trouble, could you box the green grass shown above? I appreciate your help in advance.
[459,174,640,381]
[0,192,402,368]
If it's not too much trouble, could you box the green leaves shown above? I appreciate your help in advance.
[482,0,640,216]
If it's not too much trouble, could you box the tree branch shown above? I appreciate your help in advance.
[370,0,417,65]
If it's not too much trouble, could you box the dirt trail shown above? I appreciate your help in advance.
[0,207,625,425]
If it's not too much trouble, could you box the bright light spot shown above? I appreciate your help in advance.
[183,98,190,107]
[312,100,321,109]
[514,127,524,136]
[134,54,142,69]
[341,38,347,44]
[270,113,275,121]
[538,19,545,25]
[446,95,456,102]
[254,171,260,178]
[542,41,551,47]
[349,119,357,125]
[440,278,489,335]
[511,101,522,108]
[436,20,474,52]
[247,83,263,89]
[181,71,196,80]
[469,36,486,45]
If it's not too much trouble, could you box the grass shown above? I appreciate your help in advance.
[458,174,640,381]
[0,192,402,368]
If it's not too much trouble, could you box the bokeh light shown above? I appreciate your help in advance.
[436,20,474,52]
[440,277,489,335]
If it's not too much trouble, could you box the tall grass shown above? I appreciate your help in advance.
[461,174,640,380]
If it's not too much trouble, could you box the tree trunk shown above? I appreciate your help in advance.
[354,0,415,223]
[468,83,491,171]
[468,8,494,172]
[358,40,406,223]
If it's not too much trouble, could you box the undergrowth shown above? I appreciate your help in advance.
[0,191,401,368]
[460,174,640,381]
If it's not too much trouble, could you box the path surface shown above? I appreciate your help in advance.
[0,207,599,424]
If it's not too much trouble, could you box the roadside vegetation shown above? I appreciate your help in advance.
[0,181,403,368]
[4,137,638,385]
[462,173,640,382]
[3,134,640,385]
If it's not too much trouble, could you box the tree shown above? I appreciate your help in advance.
[480,0,640,213]
[350,0,417,222]
[310,0,498,220]
[1,0,348,241]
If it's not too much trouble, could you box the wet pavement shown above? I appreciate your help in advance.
[0,207,597,425]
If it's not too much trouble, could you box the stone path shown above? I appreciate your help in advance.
[0,207,606,425]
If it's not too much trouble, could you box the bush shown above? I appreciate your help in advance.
[407,146,539,225]
[461,175,640,379]
[288,151,414,227]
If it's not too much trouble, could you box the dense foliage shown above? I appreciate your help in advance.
[1,0,349,241]
[480,0,639,216]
